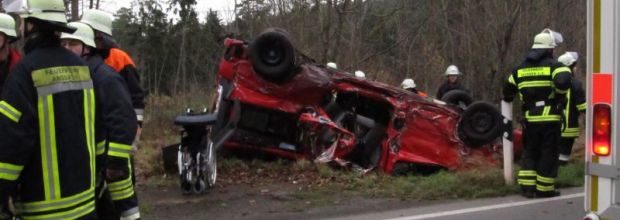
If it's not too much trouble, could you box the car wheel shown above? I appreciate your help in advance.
[249,28,297,83]
[458,101,503,147]
[440,90,473,109]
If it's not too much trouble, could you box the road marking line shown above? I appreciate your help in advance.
[385,193,584,220]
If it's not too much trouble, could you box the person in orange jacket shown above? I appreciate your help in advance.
[80,9,145,128]
[401,78,428,97]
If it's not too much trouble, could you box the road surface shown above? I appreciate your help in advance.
[331,187,584,220]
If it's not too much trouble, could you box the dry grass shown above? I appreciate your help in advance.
[136,91,213,180]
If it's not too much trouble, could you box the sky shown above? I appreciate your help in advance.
[100,0,237,22]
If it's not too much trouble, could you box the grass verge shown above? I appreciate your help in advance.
[139,96,585,204]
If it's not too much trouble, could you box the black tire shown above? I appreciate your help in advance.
[458,101,503,147]
[440,90,473,109]
[249,29,297,83]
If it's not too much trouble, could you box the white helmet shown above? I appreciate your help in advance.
[354,70,366,78]
[558,51,578,67]
[445,65,461,76]
[532,28,563,49]
[60,22,96,48]
[401,78,416,89]
[80,9,113,36]
[17,0,68,24]
[326,62,338,69]
[0,13,17,39]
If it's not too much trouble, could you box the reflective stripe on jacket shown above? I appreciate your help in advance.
[502,50,572,123]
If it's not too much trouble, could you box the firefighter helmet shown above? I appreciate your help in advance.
[327,62,338,69]
[14,0,75,33]
[80,9,113,36]
[60,22,96,48]
[20,0,67,24]
[445,65,461,76]
[0,13,17,38]
[354,70,366,78]
[401,78,416,89]
[532,28,564,49]
[558,51,579,67]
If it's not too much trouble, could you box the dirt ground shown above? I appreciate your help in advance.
[138,180,437,220]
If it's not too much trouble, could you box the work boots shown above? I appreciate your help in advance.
[536,189,561,198]
[521,188,561,198]
[520,188,536,198]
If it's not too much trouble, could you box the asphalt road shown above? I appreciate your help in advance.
[331,187,585,220]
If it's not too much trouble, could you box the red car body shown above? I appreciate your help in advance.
[211,36,512,174]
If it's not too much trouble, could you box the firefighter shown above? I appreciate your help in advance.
[557,52,586,165]
[503,28,573,198]
[80,10,144,219]
[80,9,145,138]
[0,0,99,218]
[401,78,428,97]
[0,13,20,92]
[60,22,140,220]
[436,65,468,99]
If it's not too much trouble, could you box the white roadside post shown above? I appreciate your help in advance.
[501,100,514,185]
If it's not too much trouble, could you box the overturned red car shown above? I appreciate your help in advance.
[210,29,506,175]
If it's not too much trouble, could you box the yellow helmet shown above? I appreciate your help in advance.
[0,13,17,38]
[80,9,113,36]
[60,22,96,48]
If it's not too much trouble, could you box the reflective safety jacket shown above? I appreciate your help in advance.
[503,50,573,123]
[102,48,145,123]
[561,78,586,137]
[0,48,22,93]
[87,55,140,219]
[0,38,97,219]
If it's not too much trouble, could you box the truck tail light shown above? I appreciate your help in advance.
[593,104,611,156]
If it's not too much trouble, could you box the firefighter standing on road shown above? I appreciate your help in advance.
[436,65,467,99]
[60,22,140,220]
[503,28,573,198]
[0,0,98,218]
[557,52,586,165]
[0,13,21,92]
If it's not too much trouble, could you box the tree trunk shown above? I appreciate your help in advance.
[71,0,79,20]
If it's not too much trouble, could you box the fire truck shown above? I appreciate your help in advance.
[584,0,620,219]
